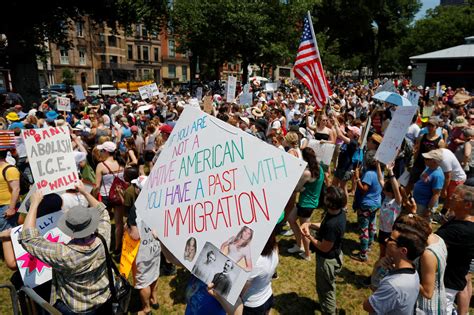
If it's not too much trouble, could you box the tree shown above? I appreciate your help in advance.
[171,0,314,83]
[399,4,474,69]
[62,69,75,86]
[0,0,167,106]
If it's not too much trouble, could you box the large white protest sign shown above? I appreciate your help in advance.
[138,83,159,100]
[57,97,71,112]
[239,93,253,106]
[375,106,418,165]
[226,76,237,103]
[11,211,70,288]
[436,81,441,96]
[22,127,79,194]
[73,85,85,100]
[307,140,336,166]
[360,116,372,149]
[134,107,306,304]
[265,83,278,92]
[188,98,200,108]
[407,91,420,107]
[422,105,434,118]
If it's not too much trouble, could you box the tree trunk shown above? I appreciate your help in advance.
[242,59,249,85]
[5,30,41,108]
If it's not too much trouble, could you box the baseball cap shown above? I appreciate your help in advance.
[422,149,443,162]
[347,126,361,137]
[159,124,173,135]
[97,141,117,153]
[131,125,139,133]
[131,175,148,190]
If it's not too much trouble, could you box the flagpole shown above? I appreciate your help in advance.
[306,11,330,101]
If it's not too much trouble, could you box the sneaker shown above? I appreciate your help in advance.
[350,252,368,262]
[272,272,279,280]
[287,244,304,254]
[299,252,311,261]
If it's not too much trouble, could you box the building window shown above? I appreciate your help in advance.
[143,69,152,80]
[128,45,133,60]
[135,24,141,37]
[137,46,141,60]
[79,48,86,65]
[142,26,148,38]
[182,65,187,81]
[100,55,106,63]
[168,64,176,78]
[76,21,84,37]
[109,55,118,64]
[143,46,149,61]
[168,40,175,57]
[99,34,105,46]
[59,47,69,65]
[154,48,159,62]
[108,35,117,47]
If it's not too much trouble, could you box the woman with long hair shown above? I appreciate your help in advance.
[287,147,324,260]
[124,137,138,166]
[220,226,254,271]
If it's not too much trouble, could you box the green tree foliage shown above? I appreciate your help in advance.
[171,0,314,82]
[0,0,167,105]
[400,4,474,67]
[61,69,75,86]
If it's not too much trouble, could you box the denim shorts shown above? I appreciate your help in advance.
[0,204,18,232]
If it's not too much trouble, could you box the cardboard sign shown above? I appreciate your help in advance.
[196,87,203,101]
[226,76,237,103]
[422,106,434,118]
[307,140,336,166]
[203,96,213,114]
[360,117,372,149]
[375,106,418,165]
[134,107,306,304]
[11,211,70,288]
[407,91,420,107]
[138,83,159,100]
[22,127,79,194]
[119,230,140,278]
[57,97,71,112]
[73,85,85,100]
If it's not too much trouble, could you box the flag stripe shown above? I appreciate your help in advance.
[292,15,331,109]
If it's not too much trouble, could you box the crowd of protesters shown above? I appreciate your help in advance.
[0,77,472,315]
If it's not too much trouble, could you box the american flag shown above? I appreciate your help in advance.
[293,14,331,109]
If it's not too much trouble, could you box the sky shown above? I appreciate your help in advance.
[415,0,439,20]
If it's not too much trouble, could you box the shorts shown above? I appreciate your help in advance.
[334,168,352,182]
[243,295,274,315]
[377,230,391,244]
[297,204,314,218]
[0,204,18,232]
[447,180,465,199]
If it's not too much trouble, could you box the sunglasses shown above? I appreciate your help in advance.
[385,236,400,246]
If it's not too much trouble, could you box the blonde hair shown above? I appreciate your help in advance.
[284,131,299,147]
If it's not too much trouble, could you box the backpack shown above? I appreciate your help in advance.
[2,164,31,195]
[102,163,128,207]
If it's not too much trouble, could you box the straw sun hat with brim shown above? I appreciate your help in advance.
[251,107,264,118]
[57,205,100,238]
[451,116,468,128]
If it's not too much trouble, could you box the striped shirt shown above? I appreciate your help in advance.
[19,203,111,312]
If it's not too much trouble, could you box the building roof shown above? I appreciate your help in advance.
[410,36,474,60]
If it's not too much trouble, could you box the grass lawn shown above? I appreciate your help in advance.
[0,199,472,314]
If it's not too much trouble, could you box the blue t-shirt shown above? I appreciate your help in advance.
[360,169,382,209]
[185,276,225,315]
[413,167,444,206]
[419,126,443,137]
[8,122,24,130]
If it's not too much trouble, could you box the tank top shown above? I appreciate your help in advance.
[99,163,124,196]
[298,166,324,209]
[414,134,442,169]
[145,134,156,151]
[415,236,447,315]
[315,132,330,141]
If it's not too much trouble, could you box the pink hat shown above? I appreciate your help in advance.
[97,141,117,153]
[347,126,361,137]
[130,125,139,133]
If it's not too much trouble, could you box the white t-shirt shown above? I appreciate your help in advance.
[242,250,279,308]
[405,123,420,145]
[61,192,89,211]
[440,148,466,182]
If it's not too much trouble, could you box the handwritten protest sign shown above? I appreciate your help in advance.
[407,91,420,107]
[135,107,306,304]
[196,87,203,101]
[307,140,336,166]
[22,127,79,194]
[73,85,85,100]
[119,230,140,278]
[239,93,253,106]
[226,76,237,103]
[375,106,418,165]
[11,211,70,288]
[422,105,434,118]
[375,80,397,94]
[138,83,159,100]
[265,83,277,92]
[57,97,71,112]
[436,81,441,96]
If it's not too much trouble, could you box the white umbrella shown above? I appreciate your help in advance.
[249,76,269,83]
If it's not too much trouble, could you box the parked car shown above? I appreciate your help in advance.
[48,84,69,93]
[87,84,127,96]
[40,89,65,99]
